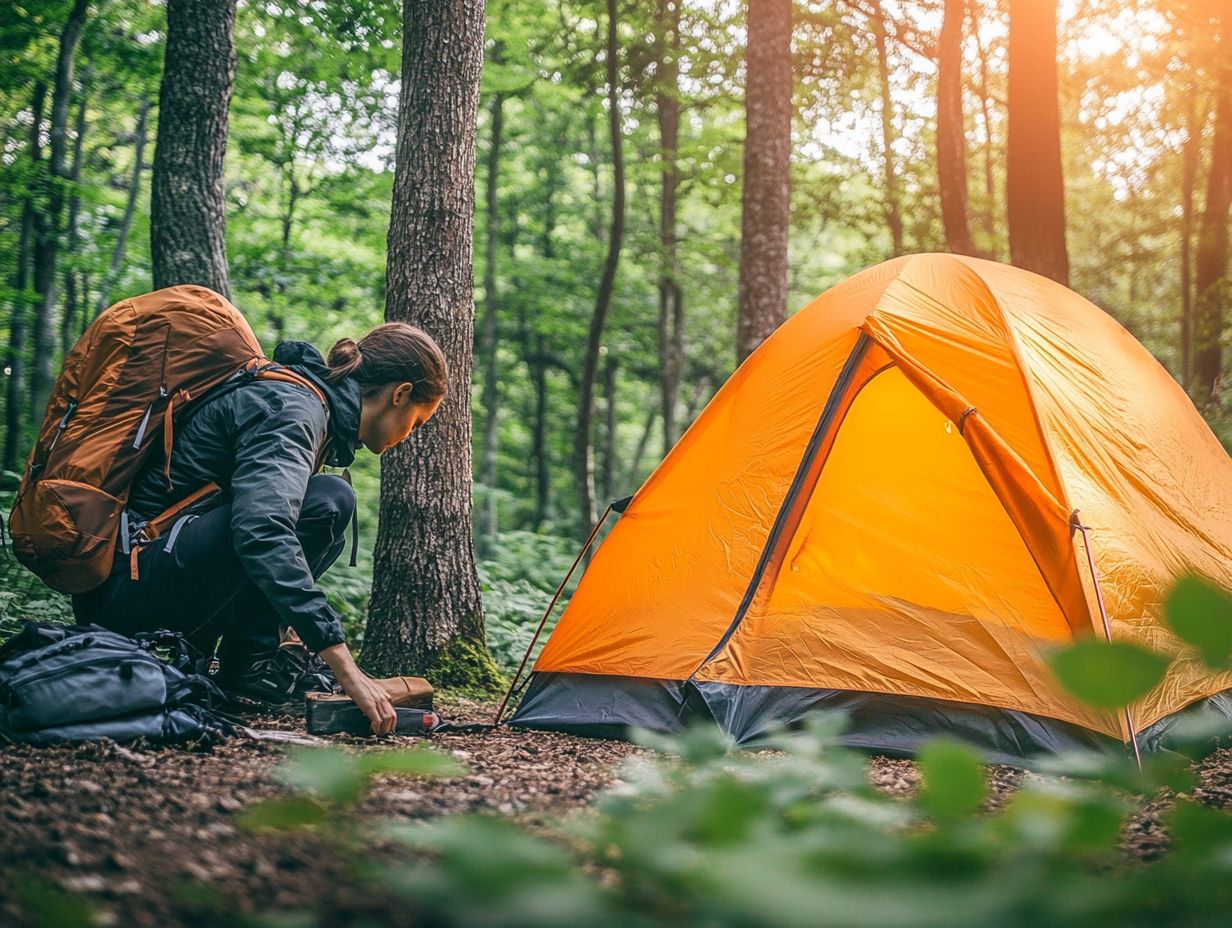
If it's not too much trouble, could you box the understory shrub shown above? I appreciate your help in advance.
[212,575,1232,928]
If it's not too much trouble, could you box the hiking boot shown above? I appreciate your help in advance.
[217,647,336,707]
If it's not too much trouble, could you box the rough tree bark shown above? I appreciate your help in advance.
[150,0,236,296]
[362,0,499,688]
[573,0,625,537]
[4,82,46,474]
[871,0,904,257]
[30,0,89,426]
[658,0,685,450]
[1193,15,1232,404]
[937,0,978,256]
[478,88,504,552]
[95,96,150,316]
[1006,0,1069,285]
[736,0,792,364]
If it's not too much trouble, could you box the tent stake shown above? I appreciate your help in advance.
[1072,511,1143,770]
[492,503,616,727]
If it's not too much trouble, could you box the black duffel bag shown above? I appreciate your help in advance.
[0,621,231,746]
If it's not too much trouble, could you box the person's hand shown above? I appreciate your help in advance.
[318,643,397,734]
[343,672,398,735]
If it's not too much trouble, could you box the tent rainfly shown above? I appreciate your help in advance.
[509,255,1232,763]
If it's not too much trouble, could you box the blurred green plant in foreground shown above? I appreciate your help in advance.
[198,574,1232,928]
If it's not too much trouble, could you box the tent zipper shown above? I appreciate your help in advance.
[688,332,873,680]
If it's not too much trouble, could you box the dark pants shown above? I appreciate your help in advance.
[72,475,355,671]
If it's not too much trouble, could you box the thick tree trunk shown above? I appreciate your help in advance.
[362,0,496,686]
[1006,0,1069,285]
[150,0,236,296]
[61,65,90,359]
[871,0,904,257]
[573,0,625,538]
[30,0,89,426]
[1181,94,1204,389]
[1194,30,1232,404]
[937,0,977,256]
[736,0,792,364]
[658,0,685,450]
[95,95,149,316]
[478,90,504,552]
[5,83,47,474]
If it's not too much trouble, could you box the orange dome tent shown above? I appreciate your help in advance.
[509,254,1232,762]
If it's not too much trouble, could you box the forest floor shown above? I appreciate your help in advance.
[3,695,1232,927]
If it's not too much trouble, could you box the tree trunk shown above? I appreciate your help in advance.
[937,0,977,256]
[1181,93,1204,389]
[658,0,685,450]
[1194,20,1232,404]
[530,333,550,527]
[624,405,657,490]
[972,0,998,248]
[30,0,89,427]
[95,95,150,316]
[4,82,47,474]
[685,374,712,420]
[871,0,904,257]
[736,0,792,364]
[601,353,618,502]
[61,64,91,359]
[478,89,504,553]
[573,0,626,538]
[150,0,236,296]
[270,163,301,341]
[587,112,606,244]
[362,0,497,687]
[78,270,90,337]
[1006,0,1069,285]
[525,128,562,530]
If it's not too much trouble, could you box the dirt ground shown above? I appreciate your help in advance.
[3,698,1231,927]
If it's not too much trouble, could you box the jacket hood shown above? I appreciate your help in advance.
[273,340,362,467]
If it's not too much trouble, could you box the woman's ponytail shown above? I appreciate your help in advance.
[326,337,364,380]
[326,323,448,404]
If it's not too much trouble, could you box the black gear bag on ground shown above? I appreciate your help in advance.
[0,621,231,746]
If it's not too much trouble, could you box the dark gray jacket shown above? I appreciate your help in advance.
[126,341,362,653]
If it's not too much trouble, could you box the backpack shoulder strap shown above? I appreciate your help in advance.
[247,361,328,411]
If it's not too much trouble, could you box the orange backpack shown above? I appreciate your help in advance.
[8,285,324,594]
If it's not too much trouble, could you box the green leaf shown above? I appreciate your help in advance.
[1169,800,1232,856]
[1166,575,1232,669]
[278,748,363,805]
[239,797,328,831]
[14,876,97,928]
[359,748,468,778]
[917,740,986,820]
[1065,797,1129,851]
[1049,639,1169,710]
[481,62,537,95]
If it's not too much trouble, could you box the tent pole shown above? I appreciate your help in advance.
[1072,511,1143,770]
[492,503,616,727]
